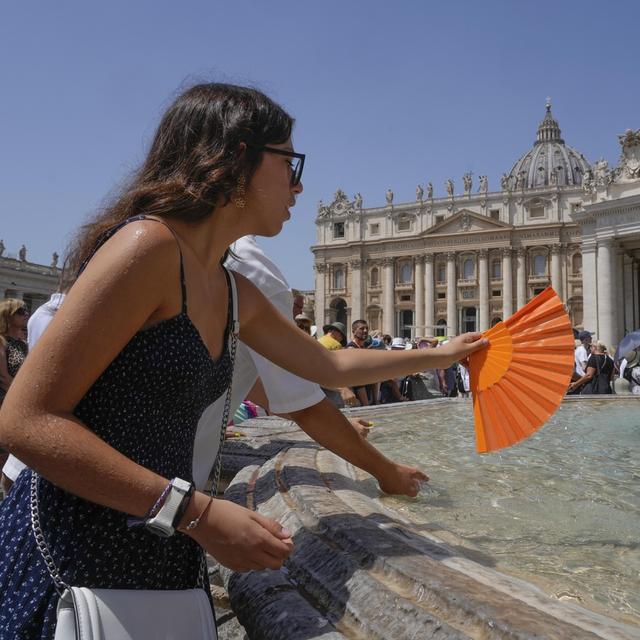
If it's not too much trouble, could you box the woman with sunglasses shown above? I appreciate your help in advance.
[0,82,486,638]
[0,300,28,407]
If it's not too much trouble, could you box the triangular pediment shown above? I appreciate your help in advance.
[425,209,512,235]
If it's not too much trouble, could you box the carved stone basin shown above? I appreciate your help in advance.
[217,414,640,640]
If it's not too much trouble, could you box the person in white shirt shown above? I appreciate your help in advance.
[193,236,427,495]
[4,237,428,498]
[574,331,593,378]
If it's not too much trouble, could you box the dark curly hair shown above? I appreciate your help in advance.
[66,82,294,275]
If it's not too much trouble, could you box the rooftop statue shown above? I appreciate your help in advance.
[19,245,27,261]
[416,184,423,201]
[478,175,488,193]
[385,188,393,205]
[427,182,433,199]
[446,178,454,198]
[463,172,472,195]
[0,239,4,257]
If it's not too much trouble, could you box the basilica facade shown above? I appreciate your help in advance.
[311,103,640,351]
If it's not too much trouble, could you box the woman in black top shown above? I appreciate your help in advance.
[569,341,613,394]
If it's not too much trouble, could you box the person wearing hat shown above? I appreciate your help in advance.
[294,312,312,335]
[317,321,359,407]
[574,330,594,380]
[319,321,347,349]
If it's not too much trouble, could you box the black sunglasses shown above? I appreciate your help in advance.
[14,306,29,316]
[254,146,305,186]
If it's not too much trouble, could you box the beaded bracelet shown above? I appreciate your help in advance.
[126,480,173,529]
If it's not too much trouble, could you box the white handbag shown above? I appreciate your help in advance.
[29,270,240,639]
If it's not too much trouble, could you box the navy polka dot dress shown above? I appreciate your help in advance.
[0,217,233,638]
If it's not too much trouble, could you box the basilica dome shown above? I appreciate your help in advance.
[505,101,591,189]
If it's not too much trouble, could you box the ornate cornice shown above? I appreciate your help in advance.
[424,253,434,264]
[381,257,394,267]
[478,249,489,259]
[314,263,327,273]
[501,247,513,258]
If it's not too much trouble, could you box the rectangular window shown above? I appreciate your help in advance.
[400,294,412,301]
[437,292,446,299]
[398,218,411,231]
[529,205,544,218]
[492,289,501,297]
[369,223,380,235]
[533,287,545,295]
[333,222,345,238]
[490,209,500,220]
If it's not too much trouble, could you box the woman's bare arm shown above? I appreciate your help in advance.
[235,275,488,387]
[0,222,181,515]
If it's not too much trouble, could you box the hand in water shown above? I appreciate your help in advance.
[377,463,429,497]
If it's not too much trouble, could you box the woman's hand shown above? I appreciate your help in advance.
[439,333,488,367]
[187,496,293,572]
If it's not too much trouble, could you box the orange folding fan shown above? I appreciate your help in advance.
[467,287,574,453]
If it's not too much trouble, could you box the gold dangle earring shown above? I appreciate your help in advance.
[235,175,246,209]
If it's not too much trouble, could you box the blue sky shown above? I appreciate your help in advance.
[1,1,638,289]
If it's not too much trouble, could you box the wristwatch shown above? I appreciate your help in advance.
[145,478,194,538]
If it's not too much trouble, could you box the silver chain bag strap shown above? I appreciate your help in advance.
[29,269,240,640]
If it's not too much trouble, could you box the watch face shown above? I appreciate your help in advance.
[145,521,174,538]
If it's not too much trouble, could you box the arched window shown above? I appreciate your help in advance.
[435,318,447,337]
[491,260,501,279]
[463,258,475,279]
[370,267,379,287]
[400,263,412,283]
[334,268,344,289]
[491,316,502,327]
[532,254,546,276]
[572,253,582,275]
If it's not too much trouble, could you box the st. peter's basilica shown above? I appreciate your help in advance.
[312,102,640,350]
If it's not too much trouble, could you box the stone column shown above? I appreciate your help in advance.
[633,259,640,334]
[446,252,457,335]
[414,256,425,335]
[596,239,616,349]
[314,263,327,329]
[582,244,597,332]
[616,247,625,344]
[424,254,435,335]
[350,259,363,322]
[478,249,489,331]
[501,248,513,319]
[516,247,527,309]
[550,244,563,300]
[382,258,395,336]
[623,254,634,336]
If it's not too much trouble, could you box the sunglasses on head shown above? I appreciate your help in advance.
[14,306,29,316]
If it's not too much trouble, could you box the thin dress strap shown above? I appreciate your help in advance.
[78,215,188,314]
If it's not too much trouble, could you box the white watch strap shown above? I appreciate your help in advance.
[146,478,191,536]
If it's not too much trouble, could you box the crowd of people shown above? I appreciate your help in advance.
[292,317,472,407]
[569,330,640,395]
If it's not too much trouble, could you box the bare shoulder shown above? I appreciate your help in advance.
[92,219,179,268]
